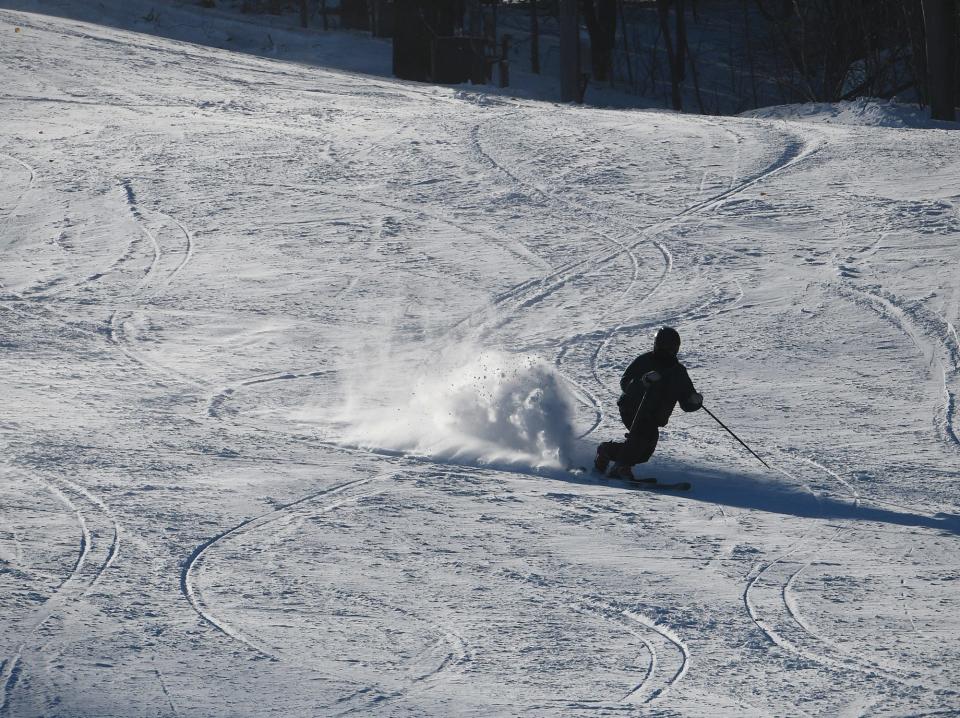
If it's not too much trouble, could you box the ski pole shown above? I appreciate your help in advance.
[702,405,770,469]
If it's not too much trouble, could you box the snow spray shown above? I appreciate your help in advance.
[325,346,577,470]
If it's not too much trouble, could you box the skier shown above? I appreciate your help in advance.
[595,326,703,479]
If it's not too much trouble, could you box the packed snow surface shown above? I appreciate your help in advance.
[2,6,960,718]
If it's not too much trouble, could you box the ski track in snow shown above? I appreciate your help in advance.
[620,608,689,704]
[180,471,470,711]
[466,120,646,327]
[0,467,120,716]
[492,566,679,709]
[207,369,334,418]
[180,476,376,661]
[326,607,470,717]
[107,309,209,390]
[121,177,196,296]
[836,284,960,452]
[0,153,36,252]
[14,175,180,300]
[152,665,180,717]
[4,169,196,301]
[744,453,956,703]
[92,182,202,391]
[164,214,195,290]
[0,173,199,402]
[120,178,164,292]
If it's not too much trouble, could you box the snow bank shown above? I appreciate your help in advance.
[319,347,578,471]
[743,97,960,130]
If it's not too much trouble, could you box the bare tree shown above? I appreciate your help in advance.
[657,0,686,110]
[531,0,541,74]
[922,0,957,120]
[581,0,617,83]
[751,1,932,104]
[560,0,581,101]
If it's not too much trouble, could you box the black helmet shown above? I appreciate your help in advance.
[653,326,681,357]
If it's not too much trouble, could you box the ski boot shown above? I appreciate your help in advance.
[608,463,634,480]
[594,443,613,474]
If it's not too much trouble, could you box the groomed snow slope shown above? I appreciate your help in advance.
[1,9,960,717]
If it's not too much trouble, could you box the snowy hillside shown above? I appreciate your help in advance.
[2,7,960,717]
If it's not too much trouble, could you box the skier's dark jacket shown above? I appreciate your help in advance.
[617,351,699,428]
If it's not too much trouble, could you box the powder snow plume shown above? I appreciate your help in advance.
[318,346,577,471]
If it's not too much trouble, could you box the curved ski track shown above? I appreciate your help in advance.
[0,153,36,248]
[107,309,210,391]
[120,178,163,292]
[15,173,194,299]
[0,172,200,398]
[325,590,471,717]
[0,468,120,717]
[621,608,690,704]
[206,368,334,418]
[180,472,468,711]
[741,454,953,704]
[120,177,195,296]
[180,476,377,660]
[835,284,960,452]
[95,179,203,390]
[495,565,688,708]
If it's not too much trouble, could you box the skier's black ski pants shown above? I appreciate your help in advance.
[599,403,659,466]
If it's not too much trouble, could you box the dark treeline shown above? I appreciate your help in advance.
[230,0,959,119]
[530,0,958,118]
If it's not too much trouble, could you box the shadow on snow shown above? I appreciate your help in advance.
[539,454,960,537]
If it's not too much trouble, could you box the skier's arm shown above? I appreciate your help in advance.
[620,354,650,394]
[676,367,703,412]
[620,352,654,396]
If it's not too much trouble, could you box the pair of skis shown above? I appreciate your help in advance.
[602,472,691,492]
[569,465,691,491]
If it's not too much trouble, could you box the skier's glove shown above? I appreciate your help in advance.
[687,391,703,410]
[641,370,662,387]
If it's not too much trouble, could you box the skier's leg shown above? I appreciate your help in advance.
[630,423,659,463]
[595,440,622,472]
[614,423,659,477]
[604,394,660,475]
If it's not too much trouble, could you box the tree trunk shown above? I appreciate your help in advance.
[530,0,540,74]
[922,0,957,120]
[559,0,580,101]
[618,0,633,87]
[657,0,683,110]
[300,0,308,28]
[581,0,617,83]
[393,0,432,81]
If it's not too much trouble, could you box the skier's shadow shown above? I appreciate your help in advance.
[552,460,960,536]
[690,468,960,536]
